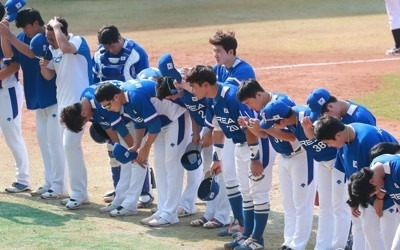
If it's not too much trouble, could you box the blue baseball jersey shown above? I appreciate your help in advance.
[179,91,207,127]
[14,32,57,110]
[92,39,149,83]
[205,83,251,144]
[341,101,376,125]
[213,58,255,86]
[109,79,187,138]
[81,81,128,137]
[339,123,398,179]
[370,154,400,209]
[335,101,377,173]
[289,105,337,162]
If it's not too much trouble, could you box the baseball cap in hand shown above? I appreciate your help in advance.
[112,143,137,164]
[89,123,109,144]
[197,176,219,201]
[5,0,26,22]
[259,100,291,129]
[306,88,331,121]
[158,53,182,83]
[181,142,203,171]
[30,33,53,61]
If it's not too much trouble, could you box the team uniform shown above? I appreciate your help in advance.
[82,82,151,215]
[338,123,399,250]
[92,38,148,82]
[108,79,190,225]
[47,34,92,207]
[92,38,150,203]
[0,47,30,188]
[14,32,66,195]
[370,154,400,249]
[212,57,256,237]
[181,91,231,227]
[206,82,276,249]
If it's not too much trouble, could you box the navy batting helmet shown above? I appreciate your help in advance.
[89,123,109,144]
[181,142,202,171]
[197,176,219,201]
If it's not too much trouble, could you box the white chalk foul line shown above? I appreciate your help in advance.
[255,57,400,70]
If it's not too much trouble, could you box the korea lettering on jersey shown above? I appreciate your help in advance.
[205,83,248,144]
[213,58,255,86]
[340,101,376,126]
[288,106,337,162]
[92,39,149,83]
[370,154,400,209]
[81,81,128,135]
[180,91,207,127]
[340,123,398,180]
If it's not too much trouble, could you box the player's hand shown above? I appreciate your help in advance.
[48,17,63,29]
[250,160,263,176]
[39,58,49,67]
[351,206,361,218]
[238,116,249,128]
[0,19,9,28]
[136,145,150,168]
[201,130,213,147]
[192,133,201,144]
[210,161,222,175]
[373,198,384,217]
[247,118,261,130]
[301,116,313,130]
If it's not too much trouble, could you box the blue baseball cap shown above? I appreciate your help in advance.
[180,142,203,171]
[112,143,137,164]
[259,100,291,129]
[306,88,331,121]
[137,67,163,81]
[30,33,53,61]
[158,53,182,83]
[5,0,26,22]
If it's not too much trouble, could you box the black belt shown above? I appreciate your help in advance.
[283,147,302,157]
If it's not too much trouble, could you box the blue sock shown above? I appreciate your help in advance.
[243,201,254,237]
[141,169,150,195]
[111,166,121,188]
[228,195,244,226]
[252,202,270,244]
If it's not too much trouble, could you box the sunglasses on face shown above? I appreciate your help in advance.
[102,99,113,110]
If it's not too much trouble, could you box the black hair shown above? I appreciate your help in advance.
[155,77,177,100]
[60,102,85,133]
[94,82,122,102]
[236,78,264,102]
[186,65,216,86]
[97,25,120,45]
[15,8,44,28]
[314,115,345,141]
[348,168,375,208]
[369,142,400,163]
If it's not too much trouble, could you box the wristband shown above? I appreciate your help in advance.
[249,143,260,161]
[213,144,223,161]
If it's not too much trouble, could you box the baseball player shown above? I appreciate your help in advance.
[94,78,191,227]
[92,24,151,204]
[349,142,400,250]
[60,81,150,216]
[158,53,230,223]
[260,100,326,250]
[186,65,277,250]
[384,0,400,55]
[0,8,67,195]
[209,30,256,237]
[236,79,321,250]
[314,116,400,250]
[0,3,30,193]
[39,16,92,209]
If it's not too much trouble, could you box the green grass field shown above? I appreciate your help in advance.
[0,1,399,249]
